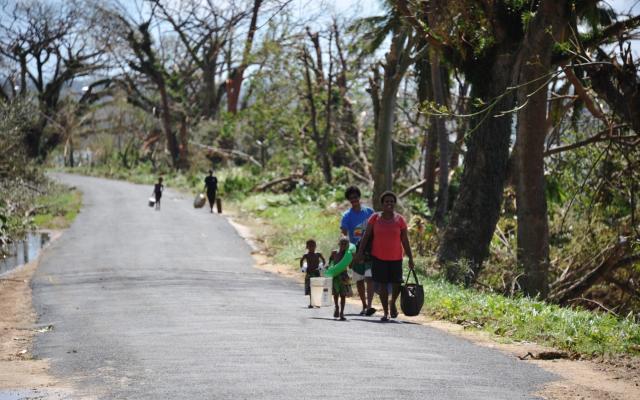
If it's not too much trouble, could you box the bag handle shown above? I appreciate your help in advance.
[404,268,420,285]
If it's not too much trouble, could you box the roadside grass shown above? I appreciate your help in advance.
[235,196,640,358]
[236,193,339,264]
[32,182,83,230]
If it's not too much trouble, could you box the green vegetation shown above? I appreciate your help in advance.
[235,193,640,358]
[236,193,341,265]
[31,184,83,230]
[1,177,82,256]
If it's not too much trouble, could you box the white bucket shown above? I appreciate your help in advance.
[310,277,333,307]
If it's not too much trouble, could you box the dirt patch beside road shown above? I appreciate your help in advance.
[226,214,640,400]
[0,231,68,394]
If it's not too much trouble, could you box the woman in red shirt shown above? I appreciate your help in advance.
[356,191,414,321]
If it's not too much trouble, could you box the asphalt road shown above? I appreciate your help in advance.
[31,174,556,399]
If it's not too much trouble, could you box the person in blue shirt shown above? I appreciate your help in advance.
[340,186,376,316]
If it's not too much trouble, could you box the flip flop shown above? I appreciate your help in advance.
[340,316,347,321]
[380,315,389,322]
[365,307,376,316]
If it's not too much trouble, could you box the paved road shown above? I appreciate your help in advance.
[31,174,555,399]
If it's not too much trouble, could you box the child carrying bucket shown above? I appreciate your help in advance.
[327,237,353,320]
[300,239,326,308]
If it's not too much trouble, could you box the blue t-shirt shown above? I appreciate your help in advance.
[340,207,374,245]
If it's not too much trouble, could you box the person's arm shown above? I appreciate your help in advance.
[400,228,415,270]
[354,223,373,263]
[319,253,326,265]
[340,212,348,238]
[300,254,306,269]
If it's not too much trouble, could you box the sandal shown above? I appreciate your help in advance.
[380,315,389,322]
[340,316,347,321]
[359,309,366,316]
[365,307,377,316]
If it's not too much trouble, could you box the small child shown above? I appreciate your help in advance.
[300,239,326,308]
[329,236,353,321]
[152,177,164,210]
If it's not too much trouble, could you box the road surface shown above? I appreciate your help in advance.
[30,174,555,399]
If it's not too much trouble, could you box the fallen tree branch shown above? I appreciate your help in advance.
[567,297,619,316]
[399,179,427,199]
[341,166,372,186]
[549,242,633,304]
[252,173,304,192]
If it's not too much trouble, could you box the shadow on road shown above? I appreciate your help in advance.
[309,316,421,325]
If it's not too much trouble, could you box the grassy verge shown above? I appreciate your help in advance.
[32,182,83,230]
[234,194,640,358]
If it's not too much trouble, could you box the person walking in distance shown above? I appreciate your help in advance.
[204,170,218,213]
[152,177,164,211]
[340,186,376,316]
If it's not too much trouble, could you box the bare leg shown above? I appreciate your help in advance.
[365,277,375,309]
[333,293,339,318]
[340,295,346,320]
[390,283,401,317]
[356,280,366,311]
[379,283,389,318]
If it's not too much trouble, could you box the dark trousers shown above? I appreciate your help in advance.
[207,191,217,208]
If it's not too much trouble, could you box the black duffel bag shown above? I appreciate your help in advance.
[400,269,424,317]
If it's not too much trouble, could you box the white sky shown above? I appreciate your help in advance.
[607,0,639,14]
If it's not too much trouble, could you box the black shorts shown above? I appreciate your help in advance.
[371,257,403,283]
[207,191,217,203]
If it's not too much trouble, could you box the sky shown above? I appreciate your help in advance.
[292,0,638,17]
[607,0,639,14]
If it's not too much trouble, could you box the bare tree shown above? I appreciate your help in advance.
[0,0,108,160]
[300,29,333,184]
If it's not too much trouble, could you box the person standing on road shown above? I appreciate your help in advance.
[300,239,326,308]
[204,170,218,213]
[340,186,376,316]
[152,177,164,211]
[329,236,353,321]
[356,191,414,322]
